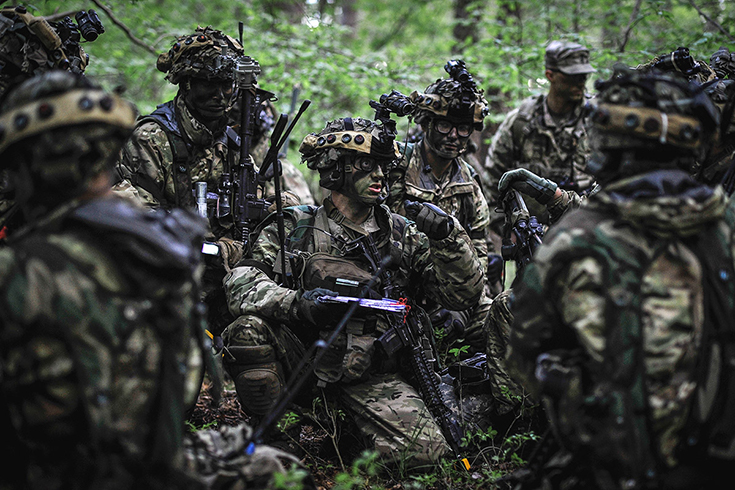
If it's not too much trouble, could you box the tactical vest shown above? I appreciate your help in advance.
[268,204,409,384]
[135,101,240,208]
[392,141,482,240]
[547,208,735,489]
[509,95,592,192]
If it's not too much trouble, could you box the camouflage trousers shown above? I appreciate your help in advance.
[221,314,450,469]
[485,289,526,415]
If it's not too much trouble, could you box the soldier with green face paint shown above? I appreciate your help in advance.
[221,115,484,469]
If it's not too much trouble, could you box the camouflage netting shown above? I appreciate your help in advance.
[411,73,489,130]
[0,5,100,101]
[156,25,244,85]
[299,116,399,171]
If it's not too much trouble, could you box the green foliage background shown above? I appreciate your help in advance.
[27,0,734,154]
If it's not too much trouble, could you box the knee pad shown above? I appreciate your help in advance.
[224,345,284,416]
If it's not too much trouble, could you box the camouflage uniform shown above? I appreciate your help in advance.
[0,5,103,241]
[223,116,484,469]
[0,72,313,490]
[115,95,235,211]
[507,69,733,489]
[482,41,596,234]
[223,199,483,468]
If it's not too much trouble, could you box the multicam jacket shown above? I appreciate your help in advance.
[224,199,484,382]
[115,95,233,210]
[387,140,491,272]
[0,196,208,489]
[483,94,594,231]
[507,169,733,487]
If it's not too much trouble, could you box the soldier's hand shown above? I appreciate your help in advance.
[404,200,454,240]
[294,288,349,326]
[430,308,468,343]
[498,168,558,205]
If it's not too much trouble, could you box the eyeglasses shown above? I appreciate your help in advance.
[352,156,386,173]
[433,119,473,138]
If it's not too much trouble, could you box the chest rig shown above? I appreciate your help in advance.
[284,205,408,384]
[135,100,240,208]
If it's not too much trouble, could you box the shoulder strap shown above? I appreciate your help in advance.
[314,206,332,253]
[137,102,193,207]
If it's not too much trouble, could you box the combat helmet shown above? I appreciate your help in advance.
[411,60,489,131]
[156,26,244,85]
[0,5,103,102]
[0,71,136,206]
[587,66,720,183]
[299,117,400,190]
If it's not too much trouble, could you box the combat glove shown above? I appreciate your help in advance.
[404,200,454,240]
[498,168,558,205]
[429,308,469,344]
[293,288,349,327]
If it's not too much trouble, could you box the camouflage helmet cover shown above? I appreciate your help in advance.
[156,26,244,85]
[0,70,137,164]
[299,116,401,171]
[587,66,719,178]
[411,75,489,131]
[0,6,93,100]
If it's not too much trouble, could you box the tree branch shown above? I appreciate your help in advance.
[686,0,735,42]
[43,10,80,22]
[89,0,158,55]
[618,0,643,53]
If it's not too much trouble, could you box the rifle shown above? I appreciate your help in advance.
[245,256,392,455]
[500,188,544,275]
[279,84,301,159]
[356,234,471,470]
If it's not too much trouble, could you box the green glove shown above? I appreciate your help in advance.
[498,168,558,205]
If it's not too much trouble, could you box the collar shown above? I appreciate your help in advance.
[542,96,585,128]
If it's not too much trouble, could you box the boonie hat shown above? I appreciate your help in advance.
[545,41,596,75]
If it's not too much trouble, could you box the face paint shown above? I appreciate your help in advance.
[183,76,234,121]
[343,156,385,205]
[425,117,472,160]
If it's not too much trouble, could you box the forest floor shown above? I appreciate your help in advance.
[188,378,539,489]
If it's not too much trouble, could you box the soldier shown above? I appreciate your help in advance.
[383,61,515,415]
[114,26,243,213]
[506,68,733,489]
[0,71,313,490]
[0,5,104,241]
[482,40,597,235]
[221,116,485,468]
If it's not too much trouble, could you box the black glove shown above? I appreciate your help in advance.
[429,308,469,343]
[487,253,503,285]
[404,200,454,240]
[293,288,348,326]
[497,168,558,205]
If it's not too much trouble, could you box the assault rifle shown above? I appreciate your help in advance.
[357,234,471,470]
[245,256,392,456]
[500,188,544,274]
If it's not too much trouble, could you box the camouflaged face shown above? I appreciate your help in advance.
[157,25,244,84]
